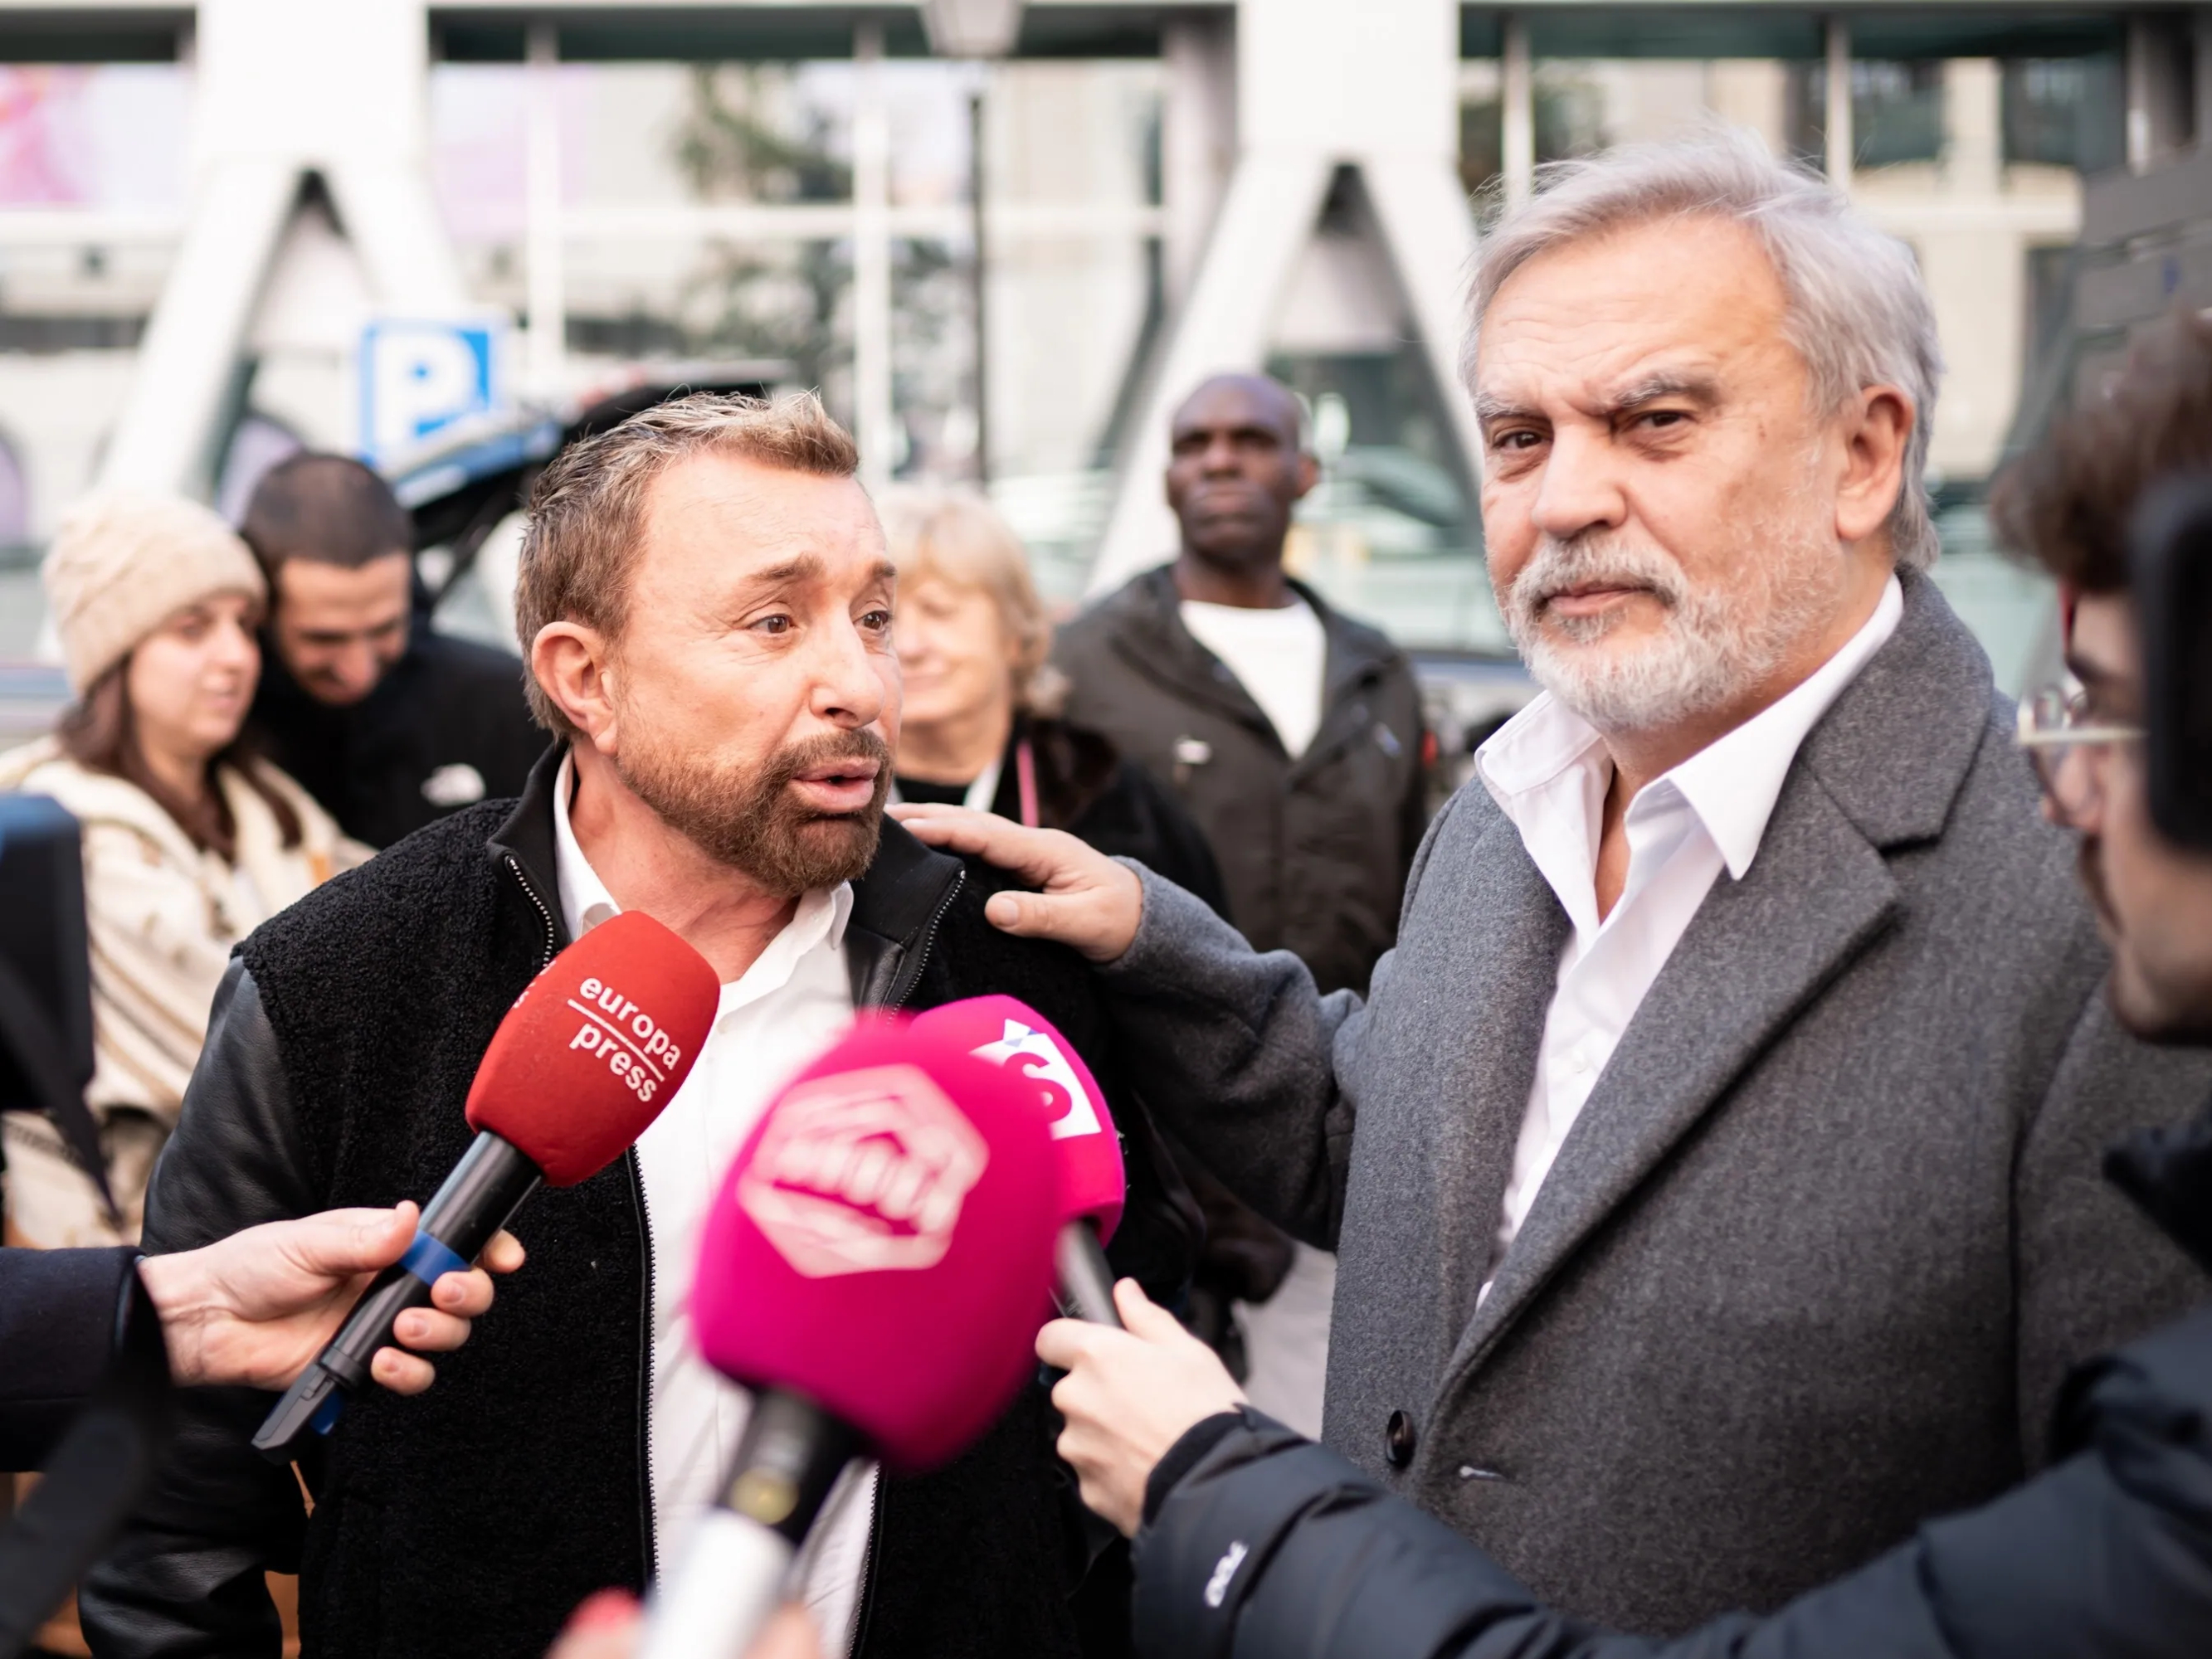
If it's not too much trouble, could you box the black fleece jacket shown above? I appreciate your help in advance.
[79,749,1197,1659]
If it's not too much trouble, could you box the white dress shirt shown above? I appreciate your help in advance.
[1180,596,1328,759]
[551,756,876,1654]
[1474,577,1904,1300]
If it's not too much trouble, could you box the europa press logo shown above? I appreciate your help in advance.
[738,1064,989,1277]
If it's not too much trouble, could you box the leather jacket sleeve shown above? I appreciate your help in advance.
[78,962,319,1659]
[1133,1306,2212,1659]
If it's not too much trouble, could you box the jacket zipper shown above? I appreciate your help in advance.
[845,865,963,1659]
[506,853,660,1584]
[629,1149,660,1586]
[888,869,963,1014]
[503,854,558,971]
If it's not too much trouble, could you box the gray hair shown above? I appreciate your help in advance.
[1464,129,1945,570]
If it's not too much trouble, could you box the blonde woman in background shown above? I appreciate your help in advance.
[880,484,1228,908]
[0,494,364,1249]
[881,487,1317,1399]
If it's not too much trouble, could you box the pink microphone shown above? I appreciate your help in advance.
[913,996,1128,1326]
[644,1019,1060,1659]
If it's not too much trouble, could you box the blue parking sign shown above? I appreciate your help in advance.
[358,317,514,465]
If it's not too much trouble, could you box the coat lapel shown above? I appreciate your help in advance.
[1431,562,2000,1386]
[1444,766,1902,1378]
[1422,812,1576,1326]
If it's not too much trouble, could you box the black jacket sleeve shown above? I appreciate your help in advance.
[77,963,319,1659]
[0,1244,136,1472]
[1134,1304,2212,1659]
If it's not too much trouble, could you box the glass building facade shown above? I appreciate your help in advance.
[0,7,2171,692]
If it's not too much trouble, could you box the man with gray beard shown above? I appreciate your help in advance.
[890,130,2212,1634]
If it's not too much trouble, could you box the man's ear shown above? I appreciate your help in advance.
[1834,384,1913,547]
[531,621,621,755]
[1292,450,1321,501]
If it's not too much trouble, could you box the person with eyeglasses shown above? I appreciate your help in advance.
[997,308,2212,1659]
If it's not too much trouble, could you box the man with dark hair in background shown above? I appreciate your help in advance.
[241,453,548,849]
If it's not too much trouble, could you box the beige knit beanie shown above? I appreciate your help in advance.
[42,494,268,694]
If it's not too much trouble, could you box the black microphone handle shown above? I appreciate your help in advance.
[719,1387,865,1543]
[252,1131,543,1462]
[1056,1218,1123,1327]
[644,1389,863,1659]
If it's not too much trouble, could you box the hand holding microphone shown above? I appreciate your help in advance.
[644,1019,1062,1659]
[254,912,719,1459]
[1037,1279,1248,1537]
[139,1203,524,1392]
[912,996,1126,1326]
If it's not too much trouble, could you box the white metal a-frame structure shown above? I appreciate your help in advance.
[1088,0,1484,594]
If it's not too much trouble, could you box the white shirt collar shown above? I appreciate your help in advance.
[549,751,853,975]
[1479,573,1904,882]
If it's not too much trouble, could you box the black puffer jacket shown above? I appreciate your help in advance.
[1129,1107,2212,1659]
[79,748,1198,1659]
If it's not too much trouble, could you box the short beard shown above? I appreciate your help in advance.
[616,725,892,898]
[1501,513,1840,736]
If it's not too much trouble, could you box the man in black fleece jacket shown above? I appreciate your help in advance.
[80,392,1196,1659]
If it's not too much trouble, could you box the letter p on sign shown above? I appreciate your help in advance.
[359,317,512,465]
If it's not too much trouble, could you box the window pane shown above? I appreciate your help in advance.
[1527,60,1805,165]
[0,64,188,207]
[2001,55,2124,173]
[1457,60,1502,199]
[1852,60,1945,168]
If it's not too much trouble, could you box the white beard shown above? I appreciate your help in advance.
[1501,514,1841,736]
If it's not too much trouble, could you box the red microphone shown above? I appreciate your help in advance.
[644,1019,1060,1659]
[914,995,1127,1326]
[253,912,718,1460]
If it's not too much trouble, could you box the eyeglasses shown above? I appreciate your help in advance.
[2016,685,2144,825]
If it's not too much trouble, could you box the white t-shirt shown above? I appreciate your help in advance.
[1179,596,1328,761]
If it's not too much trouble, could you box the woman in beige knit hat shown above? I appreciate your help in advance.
[0,493,368,1250]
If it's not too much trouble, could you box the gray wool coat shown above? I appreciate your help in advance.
[1098,570,2212,1634]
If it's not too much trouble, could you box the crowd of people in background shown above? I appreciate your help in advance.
[3,124,2208,1659]
[0,368,1409,1441]
[0,348,1418,1654]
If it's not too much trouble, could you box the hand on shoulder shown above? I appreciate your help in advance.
[889,805,1143,963]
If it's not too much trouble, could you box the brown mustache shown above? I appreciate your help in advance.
[765,730,893,808]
